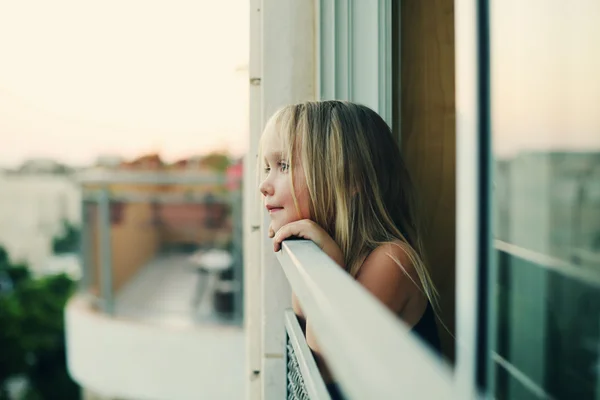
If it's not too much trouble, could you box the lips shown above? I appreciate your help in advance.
[266,205,283,213]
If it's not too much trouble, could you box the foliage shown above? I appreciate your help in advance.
[0,247,8,266]
[52,220,80,255]
[201,152,231,173]
[0,246,79,399]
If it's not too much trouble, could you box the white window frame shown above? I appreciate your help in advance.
[318,0,392,127]
[455,0,486,397]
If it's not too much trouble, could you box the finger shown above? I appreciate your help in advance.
[273,226,291,252]
[273,224,294,252]
[273,222,307,252]
[273,232,282,252]
[268,225,275,238]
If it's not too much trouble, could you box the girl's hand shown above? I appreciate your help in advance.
[271,219,345,267]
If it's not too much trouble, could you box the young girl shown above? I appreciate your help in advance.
[258,100,441,399]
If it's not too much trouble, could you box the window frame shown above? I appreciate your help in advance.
[317,0,392,127]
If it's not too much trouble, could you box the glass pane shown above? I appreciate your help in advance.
[494,248,600,399]
[490,0,600,398]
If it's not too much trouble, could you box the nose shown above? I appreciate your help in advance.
[259,176,273,197]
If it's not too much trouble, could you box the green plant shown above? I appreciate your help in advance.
[201,152,231,173]
[52,220,80,255]
[0,246,79,399]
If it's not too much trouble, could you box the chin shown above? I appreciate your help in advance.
[269,221,281,233]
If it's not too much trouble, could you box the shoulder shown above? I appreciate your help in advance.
[357,240,418,282]
[355,240,422,314]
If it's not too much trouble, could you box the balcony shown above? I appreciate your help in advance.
[66,253,245,400]
[65,169,245,400]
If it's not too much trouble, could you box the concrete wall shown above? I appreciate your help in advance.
[66,296,245,400]
[0,174,81,271]
[88,202,159,295]
[110,203,160,292]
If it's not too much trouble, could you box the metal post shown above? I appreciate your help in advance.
[596,316,600,400]
[205,193,215,248]
[231,189,244,323]
[79,200,92,292]
[98,188,114,314]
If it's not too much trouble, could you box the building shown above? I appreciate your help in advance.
[77,154,233,297]
[492,152,600,398]
[65,154,244,400]
[16,158,74,175]
[0,169,81,273]
[495,152,600,265]
[95,155,124,169]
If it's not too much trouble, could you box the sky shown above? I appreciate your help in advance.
[491,0,600,157]
[0,0,249,167]
[0,0,598,167]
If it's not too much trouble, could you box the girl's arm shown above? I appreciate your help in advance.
[304,242,422,381]
[272,222,424,382]
[292,292,305,319]
[271,219,344,381]
[271,218,345,320]
[269,223,310,320]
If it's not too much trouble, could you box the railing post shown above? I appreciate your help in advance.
[79,199,92,293]
[98,187,114,314]
[230,188,244,322]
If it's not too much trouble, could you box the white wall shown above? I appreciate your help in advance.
[66,296,245,400]
[0,174,81,270]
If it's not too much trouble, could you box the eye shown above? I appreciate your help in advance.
[278,161,289,172]
[263,166,271,174]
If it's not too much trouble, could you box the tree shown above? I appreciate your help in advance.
[0,245,79,399]
[201,152,231,173]
[0,247,8,266]
[52,220,80,255]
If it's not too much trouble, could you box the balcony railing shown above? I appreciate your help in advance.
[275,240,457,399]
[285,310,330,399]
[66,171,245,399]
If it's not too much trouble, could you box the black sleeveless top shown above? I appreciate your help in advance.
[325,302,441,400]
[411,301,442,354]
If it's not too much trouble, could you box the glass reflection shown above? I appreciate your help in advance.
[490,0,600,398]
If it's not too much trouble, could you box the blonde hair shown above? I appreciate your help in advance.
[259,100,439,311]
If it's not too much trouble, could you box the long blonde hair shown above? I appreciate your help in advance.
[260,100,439,310]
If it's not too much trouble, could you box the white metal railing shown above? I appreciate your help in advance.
[276,240,458,399]
[285,310,331,399]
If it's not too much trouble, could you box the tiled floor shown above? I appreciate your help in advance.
[98,253,246,399]
[114,253,241,328]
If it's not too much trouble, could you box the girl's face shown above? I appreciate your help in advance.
[259,125,311,234]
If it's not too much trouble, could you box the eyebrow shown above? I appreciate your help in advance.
[263,151,286,161]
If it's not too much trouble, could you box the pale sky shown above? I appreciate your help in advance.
[0,0,249,167]
[491,0,600,157]
[1,0,598,167]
